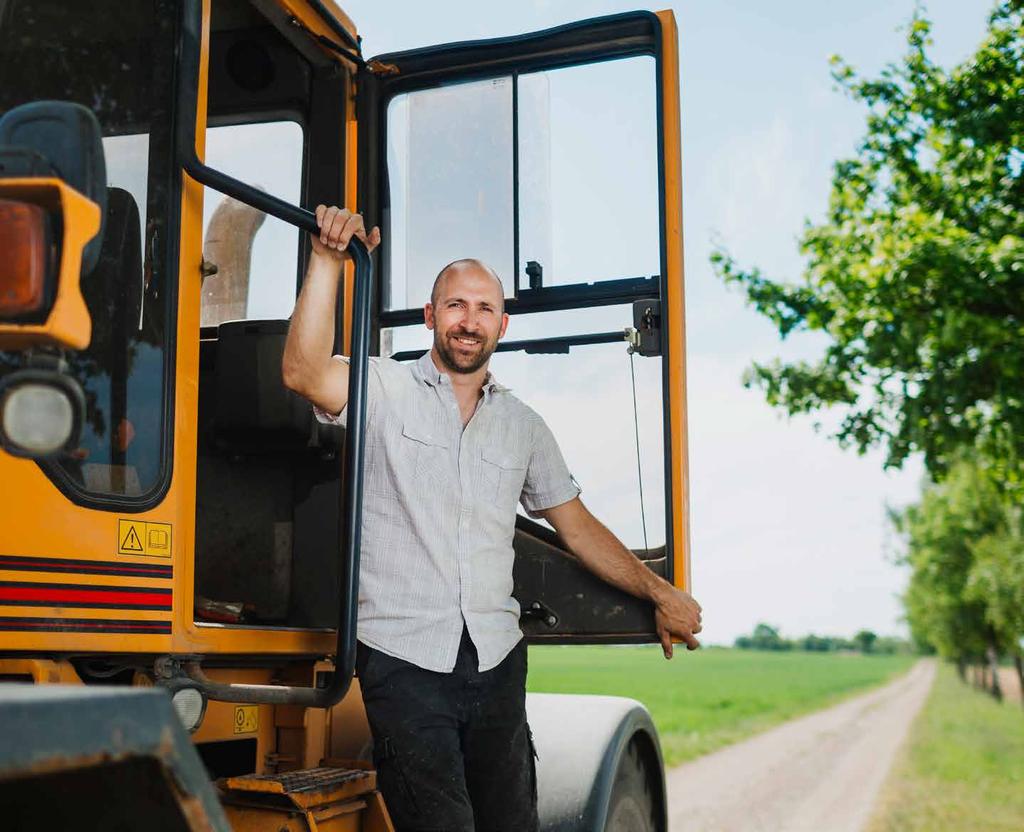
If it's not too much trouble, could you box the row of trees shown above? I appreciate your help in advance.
[714,2,1024,703]
[734,623,911,655]
[899,458,1024,700]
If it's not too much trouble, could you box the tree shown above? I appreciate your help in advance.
[734,623,793,651]
[896,458,1014,698]
[853,630,878,654]
[711,2,1024,478]
[966,501,1024,705]
[752,623,792,651]
[799,634,832,652]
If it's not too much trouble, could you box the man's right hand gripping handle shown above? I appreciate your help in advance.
[281,206,381,417]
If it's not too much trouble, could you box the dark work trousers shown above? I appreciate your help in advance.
[355,628,539,832]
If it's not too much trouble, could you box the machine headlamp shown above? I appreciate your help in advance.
[0,367,84,458]
[170,687,208,734]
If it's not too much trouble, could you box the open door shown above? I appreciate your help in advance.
[357,11,688,643]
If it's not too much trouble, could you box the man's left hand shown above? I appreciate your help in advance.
[653,586,702,658]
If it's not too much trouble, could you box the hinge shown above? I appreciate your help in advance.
[366,59,400,77]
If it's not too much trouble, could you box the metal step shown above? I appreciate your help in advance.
[224,765,375,810]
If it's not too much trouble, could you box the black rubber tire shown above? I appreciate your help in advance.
[603,736,659,832]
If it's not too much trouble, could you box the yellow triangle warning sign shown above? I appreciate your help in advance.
[117,518,173,558]
[120,525,144,552]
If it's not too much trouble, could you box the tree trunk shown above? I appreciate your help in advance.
[986,642,1003,702]
[1015,654,1024,711]
[956,657,966,683]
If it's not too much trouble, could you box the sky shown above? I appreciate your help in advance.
[194,0,996,645]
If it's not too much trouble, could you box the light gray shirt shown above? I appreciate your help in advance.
[314,351,580,672]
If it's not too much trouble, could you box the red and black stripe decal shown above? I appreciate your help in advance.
[0,616,171,634]
[0,555,172,580]
[0,580,172,611]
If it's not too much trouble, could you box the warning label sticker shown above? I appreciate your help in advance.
[118,519,173,558]
[234,705,259,734]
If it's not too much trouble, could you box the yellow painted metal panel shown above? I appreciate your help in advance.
[656,10,691,592]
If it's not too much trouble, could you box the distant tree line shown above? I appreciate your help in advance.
[734,623,911,655]
[713,2,1024,707]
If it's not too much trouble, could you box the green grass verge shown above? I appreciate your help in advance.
[526,645,914,767]
[867,663,1024,832]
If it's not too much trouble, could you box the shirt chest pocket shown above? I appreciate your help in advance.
[400,420,450,486]
[480,446,528,507]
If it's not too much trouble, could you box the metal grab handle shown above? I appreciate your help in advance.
[176,0,370,707]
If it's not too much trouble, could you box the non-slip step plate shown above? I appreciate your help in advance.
[225,766,375,810]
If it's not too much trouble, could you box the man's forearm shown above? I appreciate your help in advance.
[544,498,701,653]
[282,253,344,399]
[560,508,671,606]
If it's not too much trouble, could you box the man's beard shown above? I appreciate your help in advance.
[434,327,499,374]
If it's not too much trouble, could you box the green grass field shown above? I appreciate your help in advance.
[526,646,915,767]
[867,664,1024,832]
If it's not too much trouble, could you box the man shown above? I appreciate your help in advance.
[283,205,702,832]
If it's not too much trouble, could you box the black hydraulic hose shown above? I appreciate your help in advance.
[177,0,369,707]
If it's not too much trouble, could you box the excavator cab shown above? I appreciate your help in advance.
[0,1,688,828]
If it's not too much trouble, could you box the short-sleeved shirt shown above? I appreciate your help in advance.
[314,350,580,672]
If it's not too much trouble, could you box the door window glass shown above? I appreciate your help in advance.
[383,56,658,312]
[380,54,665,549]
[518,57,659,288]
[382,303,665,551]
[0,0,176,501]
[386,78,515,311]
[200,120,304,326]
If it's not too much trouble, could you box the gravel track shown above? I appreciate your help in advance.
[665,660,936,832]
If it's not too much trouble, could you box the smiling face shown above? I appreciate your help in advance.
[424,260,509,375]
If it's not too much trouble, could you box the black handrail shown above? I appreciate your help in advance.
[177,0,369,708]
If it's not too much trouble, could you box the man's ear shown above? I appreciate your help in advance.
[498,312,510,339]
[424,302,435,330]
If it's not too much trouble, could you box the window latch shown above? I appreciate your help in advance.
[625,299,662,357]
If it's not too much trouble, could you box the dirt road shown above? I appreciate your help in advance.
[665,660,935,832]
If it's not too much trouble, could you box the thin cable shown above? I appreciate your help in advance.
[629,349,649,554]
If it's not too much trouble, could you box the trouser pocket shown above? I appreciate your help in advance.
[528,726,539,806]
[376,736,421,818]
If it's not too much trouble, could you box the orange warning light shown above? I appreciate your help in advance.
[0,199,53,318]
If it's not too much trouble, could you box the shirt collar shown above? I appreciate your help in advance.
[414,350,510,395]
[416,350,445,386]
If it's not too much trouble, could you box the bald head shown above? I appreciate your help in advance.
[430,258,505,312]
[425,258,509,375]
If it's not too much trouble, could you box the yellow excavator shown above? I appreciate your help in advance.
[0,1,690,829]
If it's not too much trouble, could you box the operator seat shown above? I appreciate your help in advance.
[81,186,143,333]
[195,319,343,628]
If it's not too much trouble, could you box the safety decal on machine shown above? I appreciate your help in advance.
[117,519,173,558]
[234,705,259,734]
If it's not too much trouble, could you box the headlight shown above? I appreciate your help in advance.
[170,687,207,734]
[0,368,84,457]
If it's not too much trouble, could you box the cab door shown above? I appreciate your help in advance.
[356,12,689,642]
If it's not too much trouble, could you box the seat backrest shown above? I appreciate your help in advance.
[212,319,312,451]
[81,186,142,326]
